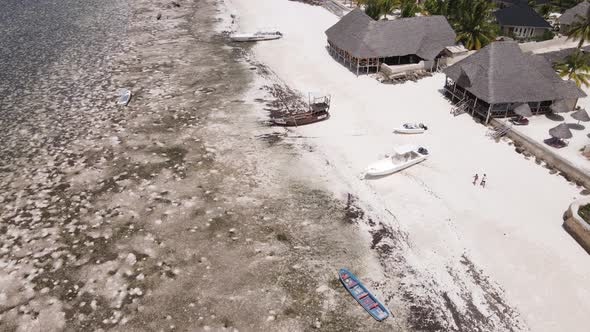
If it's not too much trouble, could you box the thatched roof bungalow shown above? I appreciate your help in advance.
[325,8,456,75]
[559,1,590,33]
[443,41,586,123]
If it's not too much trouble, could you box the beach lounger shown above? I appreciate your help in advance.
[544,137,568,148]
[510,116,529,126]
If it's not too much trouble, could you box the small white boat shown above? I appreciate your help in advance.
[365,145,429,177]
[230,31,282,42]
[393,123,428,134]
[117,89,132,106]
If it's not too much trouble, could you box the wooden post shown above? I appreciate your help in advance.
[356,58,360,76]
[504,103,509,119]
[472,97,478,115]
[536,101,541,115]
[485,104,493,124]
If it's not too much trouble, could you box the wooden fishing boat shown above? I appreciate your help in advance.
[230,31,282,42]
[271,109,330,126]
[365,145,429,177]
[339,268,389,321]
[271,93,331,127]
[393,123,428,134]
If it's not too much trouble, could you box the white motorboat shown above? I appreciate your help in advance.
[230,31,282,42]
[365,145,429,177]
[393,123,428,134]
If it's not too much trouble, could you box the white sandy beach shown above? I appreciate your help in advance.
[228,0,590,330]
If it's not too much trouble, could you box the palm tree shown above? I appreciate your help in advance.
[358,0,399,20]
[453,0,497,50]
[538,4,554,19]
[554,50,590,87]
[358,0,383,20]
[423,0,448,16]
[567,7,590,49]
[381,0,400,17]
[399,0,419,17]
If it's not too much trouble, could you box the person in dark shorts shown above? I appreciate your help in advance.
[480,174,487,188]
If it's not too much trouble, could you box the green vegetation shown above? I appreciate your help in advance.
[356,0,394,19]
[357,0,420,19]
[534,29,556,41]
[554,50,590,87]
[399,0,419,17]
[423,0,497,50]
[359,0,384,19]
[453,0,498,50]
[578,203,590,223]
[422,0,449,16]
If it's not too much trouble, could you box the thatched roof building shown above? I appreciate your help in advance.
[541,45,590,64]
[443,41,586,123]
[325,8,456,74]
[559,1,590,32]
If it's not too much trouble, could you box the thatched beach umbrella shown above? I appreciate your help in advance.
[551,100,570,113]
[571,109,590,124]
[549,123,573,139]
[513,103,533,117]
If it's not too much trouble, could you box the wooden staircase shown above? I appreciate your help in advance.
[451,100,469,116]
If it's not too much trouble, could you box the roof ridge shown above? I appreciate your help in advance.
[488,43,495,103]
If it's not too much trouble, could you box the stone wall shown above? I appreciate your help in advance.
[564,198,590,254]
[491,118,590,189]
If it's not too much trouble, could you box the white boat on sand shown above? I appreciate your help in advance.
[230,31,282,42]
[365,145,429,177]
[393,123,428,134]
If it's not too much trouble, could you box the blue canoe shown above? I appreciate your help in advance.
[339,268,389,321]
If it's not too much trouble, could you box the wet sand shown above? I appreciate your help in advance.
[0,0,392,331]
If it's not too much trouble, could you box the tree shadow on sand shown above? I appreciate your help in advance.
[545,113,564,121]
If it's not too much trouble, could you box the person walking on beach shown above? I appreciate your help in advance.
[480,174,487,188]
[472,173,479,185]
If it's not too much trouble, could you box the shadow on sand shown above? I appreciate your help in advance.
[545,113,565,121]
[568,123,585,131]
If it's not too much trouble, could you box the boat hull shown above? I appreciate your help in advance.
[230,34,282,42]
[271,111,330,127]
[393,127,425,134]
[339,268,389,321]
[366,154,428,176]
